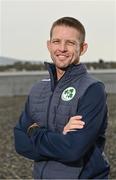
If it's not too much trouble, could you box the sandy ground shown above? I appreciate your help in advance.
[0,94,116,179]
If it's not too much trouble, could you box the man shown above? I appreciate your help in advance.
[14,17,110,179]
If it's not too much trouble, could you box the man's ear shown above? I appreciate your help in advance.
[47,40,51,52]
[80,43,88,56]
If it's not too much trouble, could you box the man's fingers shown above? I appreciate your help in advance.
[70,115,82,120]
[69,120,85,125]
[72,115,82,119]
[63,129,77,135]
[68,124,84,129]
[63,123,85,134]
[63,115,85,135]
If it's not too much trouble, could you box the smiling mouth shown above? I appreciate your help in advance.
[57,54,69,59]
[58,55,66,58]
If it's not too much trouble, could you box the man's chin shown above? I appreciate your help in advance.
[57,65,70,71]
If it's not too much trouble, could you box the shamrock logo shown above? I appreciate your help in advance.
[61,87,76,101]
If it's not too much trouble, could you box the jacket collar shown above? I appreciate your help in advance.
[44,62,87,91]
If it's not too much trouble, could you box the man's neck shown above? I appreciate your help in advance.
[56,68,65,80]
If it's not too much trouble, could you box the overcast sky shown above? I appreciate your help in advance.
[1,0,116,62]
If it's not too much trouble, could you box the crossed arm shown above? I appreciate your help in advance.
[14,83,107,162]
[27,115,85,136]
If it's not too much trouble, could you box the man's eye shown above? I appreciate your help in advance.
[67,41,76,46]
[52,40,60,44]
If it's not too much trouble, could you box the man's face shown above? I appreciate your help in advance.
[47,25,87,70]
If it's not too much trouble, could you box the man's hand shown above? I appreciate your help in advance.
[63,116,85,135]
[27,123,39,136]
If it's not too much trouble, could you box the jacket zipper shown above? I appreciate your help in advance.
[40,92,53,179]
[40,74,64,179]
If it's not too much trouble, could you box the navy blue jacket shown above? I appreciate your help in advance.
[14,63,110,179]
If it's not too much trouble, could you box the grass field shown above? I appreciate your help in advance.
[0,94,116,179]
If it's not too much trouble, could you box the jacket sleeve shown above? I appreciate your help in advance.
[22,82,108,163]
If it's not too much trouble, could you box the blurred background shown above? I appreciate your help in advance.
[0,0,116,179]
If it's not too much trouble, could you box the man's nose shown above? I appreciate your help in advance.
[59,42,67,51]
